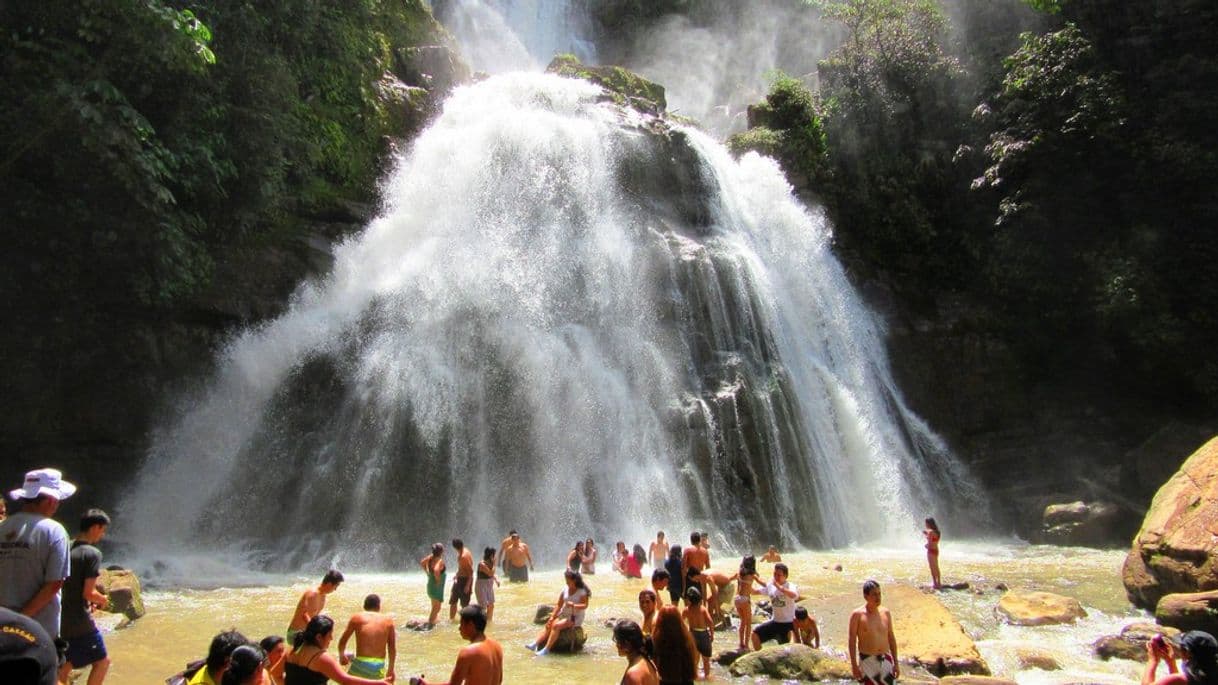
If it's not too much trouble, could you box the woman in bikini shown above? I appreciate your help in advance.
[923,517,941,589]
[733,555,764,650]
[284,615,390,685]
[420,542,446,626]
[567,540,586,573]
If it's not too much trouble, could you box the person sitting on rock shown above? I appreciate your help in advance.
[1144,630,1218,685]
[525,570,590,656]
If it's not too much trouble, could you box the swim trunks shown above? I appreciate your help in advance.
[449,576,472,606]
[347,656,387,679]
[692,628,712,657]
[859,653,896,685]
[507,564,529,582]
[426,570,446,603]
[752,619,793,645]
[64,627,107,667]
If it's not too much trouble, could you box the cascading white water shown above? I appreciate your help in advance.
[122,72,986,570]
[433,0,594,73]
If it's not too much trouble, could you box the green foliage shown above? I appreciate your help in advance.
[726,74,828,191]
[546,54,667,114]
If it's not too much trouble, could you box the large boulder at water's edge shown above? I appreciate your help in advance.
[889,585,990,676]
[1123,436,1218,610]
[995,590,1086,626]
[99,568,145,620]
[549,626,587,653]
[728,643,852,681]
[1039,500,1122,546]
[1094,622,1181,662]
[1155,590,1218,634]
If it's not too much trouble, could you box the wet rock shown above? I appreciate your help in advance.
[1094,623,1182,662]
[546,54,666,115]
[549,626,587,653]
[940,677,1018,685]
[1015,648,1061,670]
[888,585,989,675]
[99,568,145,620]
[1040,500,1123,546]
[994,582,1009,592]
[533,604,554,625]
[715,647,749,666]
[403,620,435,631]
[995,590,1086,626]
[1155,590,1218,634]
[1124,436,1218,611]
[728,643,852,680]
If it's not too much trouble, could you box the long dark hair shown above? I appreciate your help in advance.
[293,615,334,650]
[632,544,646,564]
[1182,631,1218,685]
[614,618,653,659]
[564,569,589,596]
[651,606,697,682]
[925,517,940,533]
[220,645,265,685]
[739,555,757,577]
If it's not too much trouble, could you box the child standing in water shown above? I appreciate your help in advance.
[683,587,714,679]
[923,517,941,589]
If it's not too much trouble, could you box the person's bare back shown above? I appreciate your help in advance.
[348,611,395,658]
[289,588,324,631]
[451,638,503,685]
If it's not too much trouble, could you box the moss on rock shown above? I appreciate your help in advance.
[545,53,666,115]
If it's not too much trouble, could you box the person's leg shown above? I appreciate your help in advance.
[486,601,495,623]
[429,599,441,625]
[86,655,111,685]
[58,661,73,685]
[735,597,751,649]
[930,554,941,588]
[540,619,572,654]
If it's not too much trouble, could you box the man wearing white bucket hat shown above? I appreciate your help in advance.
[0,467,76,638]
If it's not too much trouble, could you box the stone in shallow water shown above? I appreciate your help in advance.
[888,585,990,676]
[100,568,145,620]
[533,604,553,625]
[549,626,586,653]
[728,643,852,680]
[1015,647,1061,670]
[995,590,1086,626]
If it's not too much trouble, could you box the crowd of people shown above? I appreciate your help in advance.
[6,465,1214,685]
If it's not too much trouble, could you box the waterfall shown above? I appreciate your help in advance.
[432,0,595,73]
[122,72,986,570]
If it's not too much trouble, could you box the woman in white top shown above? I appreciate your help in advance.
[525,570,591,656]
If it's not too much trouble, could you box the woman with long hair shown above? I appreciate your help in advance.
[651,605,698,685]
[526,570,591,656]
[922,517,942,589]
[623,543,645,579]
[615,619,660,685]
[475,546,501,623]
[733,555,763,650]
[284,615,390,685]
[420,542,446,626]
[582,538,598,575]
[567,540,586,573]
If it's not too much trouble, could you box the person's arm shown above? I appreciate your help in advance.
[387,623,397,676]
[848,612,861,680]
[811,620,820,648]
[1143,641,1179,684]
[886,611,900,678]
[524,545,534,570]
[22,580,64,618]
[779,583,798,598]
[82,576,107,608]
[337,619,357,665]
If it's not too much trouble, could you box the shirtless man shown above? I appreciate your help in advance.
[450,539,475,620]
[498,532,533,583]
[288,570,343,644]
[702,569,736,620]
[648,531,668,568]
[681,532,710,603]
[413,605,502,685]
[761,546,781,563]
[848,580,899,685]
[338,594,396,680]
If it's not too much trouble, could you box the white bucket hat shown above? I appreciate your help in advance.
[9,468,77,501]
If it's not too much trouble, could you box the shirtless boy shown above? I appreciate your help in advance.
[793,606,820,648]
[288,570,343,644]
[450,539,474,620]
[648,531,669,568]
[338,594,396,680]
[498,532,533,583]
[681,532,710,602]
[848,580,899,685]
[414,604,503,685]
[650,569,669,608]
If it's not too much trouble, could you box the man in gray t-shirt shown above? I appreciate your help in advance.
[0,468,76,637]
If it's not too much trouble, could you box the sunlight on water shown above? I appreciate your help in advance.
[102,542,1145,684]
